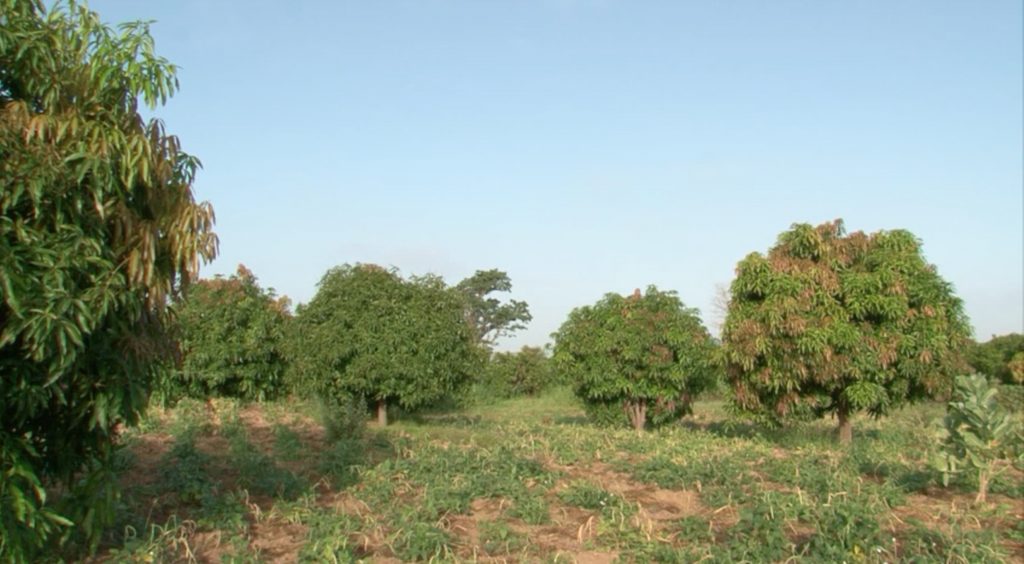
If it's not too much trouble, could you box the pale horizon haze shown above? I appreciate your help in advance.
[87,0,1023,349]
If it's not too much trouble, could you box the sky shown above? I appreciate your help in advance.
[86,0,1023,350]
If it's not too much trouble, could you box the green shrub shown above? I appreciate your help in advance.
[158,265,291,404]
[933,374,1023,504]
[481,346,554,399]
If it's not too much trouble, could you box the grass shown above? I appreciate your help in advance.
[87,387,1023,563]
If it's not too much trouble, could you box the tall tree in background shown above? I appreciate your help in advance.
[0,1,217,560]
[708,282,731,339]
[164,265,291,403]
[552,286,718,432]
[289,264,483,426]
[455,269,532,348]
[718,220,971,444]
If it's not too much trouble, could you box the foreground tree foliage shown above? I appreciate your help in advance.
[288,264,483,426]
[552,286,718,431]
[455,269,532,348]
[482,345,554,399]
[0,1,217,561]
[966,333,1024,385]
[161,264,290,403]
[719,219,971,444]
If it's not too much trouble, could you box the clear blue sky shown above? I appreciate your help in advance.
[89,0,1022,350]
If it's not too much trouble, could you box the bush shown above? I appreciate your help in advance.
[933,374,1023,504]
[159,265,291,404]
[480,346,554,399]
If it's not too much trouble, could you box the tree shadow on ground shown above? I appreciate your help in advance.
[678,419,766,440]
[553,415,589,426]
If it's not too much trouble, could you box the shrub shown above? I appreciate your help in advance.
[933,374,1023,503]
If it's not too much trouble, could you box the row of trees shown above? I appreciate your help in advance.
[161,263,538,426]
[170,219,991,449]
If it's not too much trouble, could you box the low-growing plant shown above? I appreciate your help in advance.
[104,516,197,564]
[222,420,304,499]
[933,373,1023,503]
[166,397,216,438]
[160,435,216,505]
[506,491,550,525]
[558,480,626,515]
[389,519,452,562]
[478,519,530,555]
[272,423,305,461]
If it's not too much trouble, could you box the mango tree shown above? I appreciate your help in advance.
[718,219,971,444]
[484,345,554,398]
[0,1,217,560]
[164,264,291,403]
[552,286,718,431]
[288,264,483,426]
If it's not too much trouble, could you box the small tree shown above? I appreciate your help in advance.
[288,264,483,426]
[164,264,291,403]
[455,269,532,348]
[483,345,554,399]
[934,374,1023,504]
[552,286,718,432]
[1,1,217,560]
[718,219,972,444]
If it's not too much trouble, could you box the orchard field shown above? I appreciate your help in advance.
[4,3,1024,564]
[89,389,1023,564]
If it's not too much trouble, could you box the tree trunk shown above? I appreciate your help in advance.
[377,399,388,427]
[628,400,647,433]
[837,400,852,444]
[976,469,990,505]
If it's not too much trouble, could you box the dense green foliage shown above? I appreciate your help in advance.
[481,345,554,399]
[160,265,291,403]
[0,1,217,560]
[719,219,972,443]
[455,269,532,348]
[287,263,484,425]
[552,286,718,431]
[933,374,1023,504]
[966,333,1024,385]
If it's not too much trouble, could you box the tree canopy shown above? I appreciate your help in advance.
[0,0,217,559]
[455,269,532,348]
[163,264,291,403]
[483,345,554,399]
[965,333,1024,385]
[552,286,718,431]
[718,219,971,443]
[288,264,484,426]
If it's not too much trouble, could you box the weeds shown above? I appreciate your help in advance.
[91,396,1020,563]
